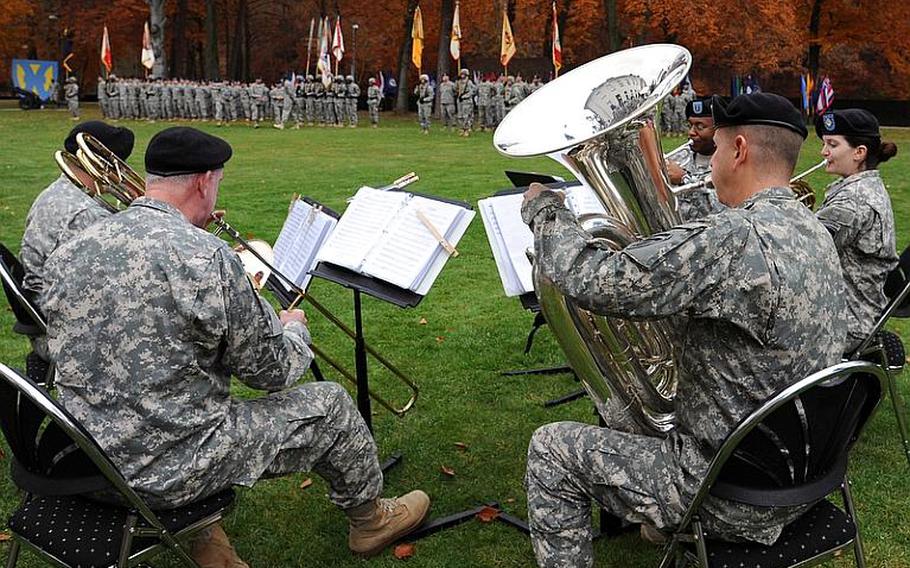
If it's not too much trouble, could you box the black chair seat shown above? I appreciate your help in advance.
[9,489,234,567]
[686,500,855,568]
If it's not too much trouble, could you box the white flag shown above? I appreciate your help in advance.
[450,1,461,61]
[141,21,155,70]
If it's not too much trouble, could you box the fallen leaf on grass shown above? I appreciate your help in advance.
[440,465,456,478]
[418,317,428,325]
[393,543,416,559]
[299,478,313,490]
[454,442,469,452]
[0,531,11,542]
[476,506,500,523]
[505,498,515,504]
[435,336,445,344]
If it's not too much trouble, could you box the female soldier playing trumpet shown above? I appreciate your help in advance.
[815,108,899,353]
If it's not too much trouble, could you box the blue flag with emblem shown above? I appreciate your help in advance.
[11,59,59,101]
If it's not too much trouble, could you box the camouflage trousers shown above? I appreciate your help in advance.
[525,420,685,568]
[417,103,432,131]
[347,100,358,126]
[458,101,474,132]
[368,101,380,125]
[67,99,79,118]
[442,103,457,128]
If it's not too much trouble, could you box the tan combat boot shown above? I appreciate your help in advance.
[190,522,250,568]
[347,490,430,557]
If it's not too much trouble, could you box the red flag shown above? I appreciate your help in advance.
[816,76,835,115]
[101,25,112,73]
[332,18,345,63]
[551,2,562,76]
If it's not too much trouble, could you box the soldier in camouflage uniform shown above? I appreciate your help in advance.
[521,93,846,568]
[476,75,492,131]
[239,82,252,121]
[492,75,506,126]
[346,76,360,128]
[815,108,899,353]
[304,75,316,125]
[97,76,108,118]
[366,77,381,128]
[21,122,134,300]
[665,96,722,221]
[270,81,287,129]
[64,77,79,120]
[293,77,307,128]
[437,75,457,131]
[105,75,120,120]
[333,76,346,128]
[145,78,162,122]
[414,74,434,134]
[41,127,430,565]
[455,68,476,137]
[250,78,267,128]
[313,75,326,126]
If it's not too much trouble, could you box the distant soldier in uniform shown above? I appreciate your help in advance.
[239,81,252,121]
[492,75,506,126]
[270,81,287,129]
[521,93,846,568]
[212,81,225,126]
[529,75,543,94]
[105,75,120,120]
[666,96,721,220]
[64,77,79,120]
[313,75,326,126]
[294,77,307,128]
[816,108,899,353]
[476,75,492,131]
[250,78,267,128]
[346,75,360,128]
[333,76,346,127]
[507,76,525,112]
[97,76,108,118]
[304,75,316,125]
[42,127,431,567]
[414,74,434,134]
[438,75,457,131]
[280,78,295,128]
[455,68,476,137]
[366,77,381,128]
[145,78,161,122]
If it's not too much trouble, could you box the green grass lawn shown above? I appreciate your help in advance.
[0,103,908,567]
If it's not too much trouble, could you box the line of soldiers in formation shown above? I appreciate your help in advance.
[97,74,382,129]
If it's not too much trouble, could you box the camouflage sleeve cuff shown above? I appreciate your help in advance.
[283,320,312,345]
[520,190,567,228]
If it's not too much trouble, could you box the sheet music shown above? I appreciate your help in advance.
[565,185,608,217]
[479,193,534,296]
[315,187,408,271]
[362,195,463,290]
[273,199,338,290]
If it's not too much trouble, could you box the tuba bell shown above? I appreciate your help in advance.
[494,44,692,435]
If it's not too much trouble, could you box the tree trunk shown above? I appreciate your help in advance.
[395,0,421,113]
[148,0,168,78]
[228,0,250,81]
[435,0,454,116]
[170,0,187,77]
[605,0,619,52]
[204,0,220,79]
[807,0,823,80]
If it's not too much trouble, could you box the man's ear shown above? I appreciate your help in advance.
[732,134,748,166]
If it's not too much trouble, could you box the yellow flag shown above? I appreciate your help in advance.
[500,11,516,67]
[411,5,424,71]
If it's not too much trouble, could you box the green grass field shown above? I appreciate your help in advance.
[0,103,908,567]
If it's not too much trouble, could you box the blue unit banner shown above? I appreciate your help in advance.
[11,59,59,101]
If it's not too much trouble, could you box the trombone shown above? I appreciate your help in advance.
[55,133,419,416]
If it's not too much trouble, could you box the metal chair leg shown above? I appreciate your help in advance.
[842,477,866,568]
[693,519,709,568]
[118,513,138,568]
[886,369,910,468]
[5,539,20,568]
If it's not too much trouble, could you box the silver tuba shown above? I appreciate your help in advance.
[493,44,692,435]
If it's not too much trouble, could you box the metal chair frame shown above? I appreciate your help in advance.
[657,361,886,568]
[0,363,230,568]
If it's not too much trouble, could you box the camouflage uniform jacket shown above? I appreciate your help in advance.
[42,197,314,508]
[438,81,456,105]
[671,148,722,221]
[20,175,111,297]
[522,186,846,544]
[817,169,898,352]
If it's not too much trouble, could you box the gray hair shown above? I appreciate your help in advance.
[146,169,222,189]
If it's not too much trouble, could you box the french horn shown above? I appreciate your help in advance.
[494,44,692,434]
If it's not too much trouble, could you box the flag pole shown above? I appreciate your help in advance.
[305,18,315,76]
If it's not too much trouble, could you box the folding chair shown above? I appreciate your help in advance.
[658,360,885,568]
[849,244,910,468]
[0,243,53,388]
[0,362,235,567]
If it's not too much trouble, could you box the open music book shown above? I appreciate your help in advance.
[272,198,339,291]
[316,186,475,296]
[479,184,607,297]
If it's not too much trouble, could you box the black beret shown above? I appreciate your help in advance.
[711,92,808,139]
[145,127,233,177]
[685,96,713,119]
[64,121,135,160]
[815,109,880,139]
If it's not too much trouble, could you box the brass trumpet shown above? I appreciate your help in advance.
[56,133,419,416]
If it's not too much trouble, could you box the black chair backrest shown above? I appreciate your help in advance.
[0,364,107,495]
[710,366,882,507]
[884,243,910,317]
[0,243,45,336]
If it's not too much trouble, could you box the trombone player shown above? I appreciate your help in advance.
[520,93,846,567]
[41,127,430,566]
[666,95,722,220]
